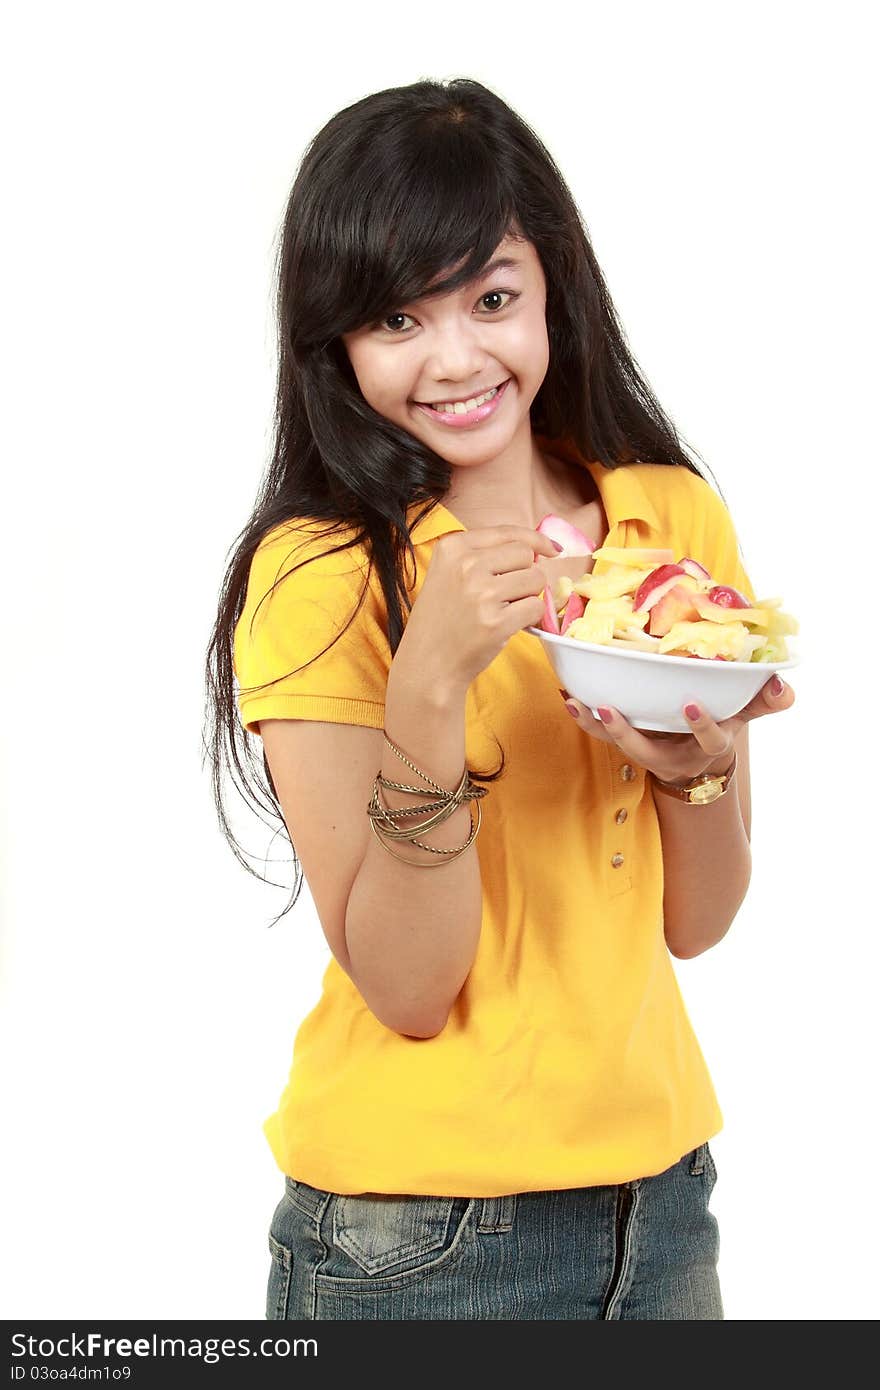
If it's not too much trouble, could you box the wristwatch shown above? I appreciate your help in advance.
[650,751,737,805]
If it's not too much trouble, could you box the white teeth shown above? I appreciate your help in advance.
[430,384,499,413]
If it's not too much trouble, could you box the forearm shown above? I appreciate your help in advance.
[654,765,751,958]
[345,647,483,1037]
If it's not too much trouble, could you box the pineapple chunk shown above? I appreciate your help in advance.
[573,565,647,601]
[765,609,799,636]
[590,546,675,569]
[611,627,660,651]
[566,596,634,645]
[657,620,764,662]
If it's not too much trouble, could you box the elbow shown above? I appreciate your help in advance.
[366,986,453,1038]
[386,1011,449,1040]
[664,889,750,956]
[667,937,721,961]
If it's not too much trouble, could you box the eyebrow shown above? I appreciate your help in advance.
[421,256,523,298]
[472,256,522,279]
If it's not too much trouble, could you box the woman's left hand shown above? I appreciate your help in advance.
[559,674,795,783]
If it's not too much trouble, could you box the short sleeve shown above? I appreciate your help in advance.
[233,523,391,736]
[684,474,757,606]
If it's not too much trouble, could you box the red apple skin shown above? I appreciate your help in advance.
[632,563,687,612]
[541,583,561,634]
[678,556,712,580]
[647,583,702,637]
[708,584,749,609]
[560,593,586,635]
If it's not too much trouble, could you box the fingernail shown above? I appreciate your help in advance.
[770,675,784,696]
[597,706,613,724]
[685,703,701,721]
[551,539,564,552]
[558,688,571,700]
[564,701,579,718]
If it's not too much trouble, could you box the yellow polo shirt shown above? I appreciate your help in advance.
[233,434,756,1196]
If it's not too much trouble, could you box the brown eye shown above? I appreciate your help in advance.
[377,312,415,334]
[480,291,511,311]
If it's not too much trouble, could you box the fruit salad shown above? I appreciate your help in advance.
[534,514,798,663]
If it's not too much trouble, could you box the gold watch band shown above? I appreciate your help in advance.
[650,751,737,805]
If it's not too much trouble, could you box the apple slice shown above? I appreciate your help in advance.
[559,592,586,635]
[678,556,712,581]
[632,563,687,613]
[536,513,596,557]
[708,584,750,609]
[540,581,561,634]
[647,583,702,637]
[590,546,675,568]
[692,593,773,627]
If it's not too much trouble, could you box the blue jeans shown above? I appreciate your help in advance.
[265,1142,722,1319]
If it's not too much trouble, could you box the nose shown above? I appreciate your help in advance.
[425,321,489,390]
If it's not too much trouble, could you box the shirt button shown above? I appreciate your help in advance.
[620,764,635,782]
[611,853,625,868]
[615,808,628,825]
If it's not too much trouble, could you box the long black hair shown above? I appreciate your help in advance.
[202,76,717,926]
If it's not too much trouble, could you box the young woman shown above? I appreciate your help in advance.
[203,77,795,1320]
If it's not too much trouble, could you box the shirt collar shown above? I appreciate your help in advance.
[406,433,661,543]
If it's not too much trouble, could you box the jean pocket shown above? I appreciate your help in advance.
[317,1192,474,1288]
[266,1233,293,1320]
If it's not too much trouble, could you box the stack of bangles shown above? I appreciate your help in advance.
[367,731,488,867]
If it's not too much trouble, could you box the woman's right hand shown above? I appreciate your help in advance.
[400,526,561,693]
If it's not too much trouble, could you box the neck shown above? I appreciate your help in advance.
[440,425,586,531]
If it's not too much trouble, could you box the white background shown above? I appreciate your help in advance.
[2,0,876,1321]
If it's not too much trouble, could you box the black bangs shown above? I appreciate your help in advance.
[286,89,527,346]
[351,142,522,321]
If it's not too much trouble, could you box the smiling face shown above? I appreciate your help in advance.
[340,234,550,468]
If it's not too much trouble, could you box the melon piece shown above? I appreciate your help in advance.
[647,583,702,636]
[536,513,595,558]
[590,546,676,569]
[751,634,791,662]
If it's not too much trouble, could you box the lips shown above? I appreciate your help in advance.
[415,378,508,407]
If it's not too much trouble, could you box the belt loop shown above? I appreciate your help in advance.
[689,1143,707,1176]
[477,1194,517,1232]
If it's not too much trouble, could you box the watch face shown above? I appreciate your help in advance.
[690,779,724,804]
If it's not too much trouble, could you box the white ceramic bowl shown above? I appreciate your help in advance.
[526,626,800,732]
